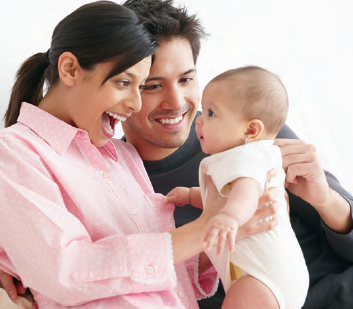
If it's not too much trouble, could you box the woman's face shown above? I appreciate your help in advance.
[66,56,151,147]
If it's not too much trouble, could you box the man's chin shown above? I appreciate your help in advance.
[124,118,192,149]
[149,135,187,149]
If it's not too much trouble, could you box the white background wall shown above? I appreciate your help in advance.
[0,0,352,193]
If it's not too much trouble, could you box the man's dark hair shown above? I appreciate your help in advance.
[123,0,207,64]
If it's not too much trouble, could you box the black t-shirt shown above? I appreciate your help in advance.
[133,112,353,309]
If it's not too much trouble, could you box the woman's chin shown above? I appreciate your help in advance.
[90,134,110,148]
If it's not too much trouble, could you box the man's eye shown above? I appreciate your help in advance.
[208,110,215,117]
[139,85,145,93]
[180,77,193,83]
[143,83,162,91]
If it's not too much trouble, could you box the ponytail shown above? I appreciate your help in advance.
[5,52,49,127]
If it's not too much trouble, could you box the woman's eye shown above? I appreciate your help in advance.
[208,109,215,117]
[139,85,145,93]
[116,81,129,88]
[143,83,162,91]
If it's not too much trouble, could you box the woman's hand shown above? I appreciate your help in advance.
[236,186,280,240]
[0,271,36,309]
[0,270,26,301]
[0,288,35,309]
[202,172,280,242]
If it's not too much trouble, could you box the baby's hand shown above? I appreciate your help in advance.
[204,214,239,256]
[166,187,191,206]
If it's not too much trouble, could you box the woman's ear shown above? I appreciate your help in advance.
[244,119,264,142]
[57,52,80,87]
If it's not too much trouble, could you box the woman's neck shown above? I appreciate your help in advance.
[38,86,74,126]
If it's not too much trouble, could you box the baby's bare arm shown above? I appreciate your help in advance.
[166,187,203,208]
[222,177,262,225]
[204,177,262,255]
[189,187,203,209]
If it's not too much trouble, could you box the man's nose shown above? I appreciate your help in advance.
[161,84,184,110]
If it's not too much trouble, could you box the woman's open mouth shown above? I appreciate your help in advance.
[101,111,127,138]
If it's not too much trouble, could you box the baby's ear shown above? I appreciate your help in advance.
[244,119,264,141]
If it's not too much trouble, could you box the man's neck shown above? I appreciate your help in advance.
[125,137,179,161]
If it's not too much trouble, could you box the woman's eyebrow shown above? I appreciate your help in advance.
[124,71,136,78]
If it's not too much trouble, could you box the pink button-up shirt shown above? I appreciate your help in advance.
[0,103,218,309]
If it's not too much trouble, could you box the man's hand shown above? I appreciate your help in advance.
[166,187,191,206]
[275,139,330,209]
[275,138,352,233]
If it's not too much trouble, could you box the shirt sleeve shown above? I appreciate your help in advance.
[320,171,353,262]
[0,138,176,306]
[183,255,218,300]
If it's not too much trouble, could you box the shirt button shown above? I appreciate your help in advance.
[178,290,184,298]
[102,172,110,178]
[131,208,137,215]
[146,266,154,274]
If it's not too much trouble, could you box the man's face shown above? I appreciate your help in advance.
[122,38,200,159]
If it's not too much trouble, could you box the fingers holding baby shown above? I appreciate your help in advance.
[203,213,239,256]
[166,172,280,255]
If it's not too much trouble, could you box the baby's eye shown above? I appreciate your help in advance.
[208,109,215,117]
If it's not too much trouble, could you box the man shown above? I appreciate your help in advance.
[121,1,353,308]
[2,0,353,308]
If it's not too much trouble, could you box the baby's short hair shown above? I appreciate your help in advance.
[210,66,288,136]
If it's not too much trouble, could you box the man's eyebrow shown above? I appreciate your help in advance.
[145,68,196,82]
[179,68,196,77]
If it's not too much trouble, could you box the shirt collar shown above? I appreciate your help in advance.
[17,102,119,161]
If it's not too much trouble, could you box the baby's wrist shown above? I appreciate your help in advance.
[219,209,234,218]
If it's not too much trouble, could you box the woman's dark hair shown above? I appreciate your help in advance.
[5,0,158,127]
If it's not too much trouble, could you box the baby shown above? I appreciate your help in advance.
[167,66,309,309]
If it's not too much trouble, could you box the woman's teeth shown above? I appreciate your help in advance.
[105,111,126,121]
[159,115,183,125]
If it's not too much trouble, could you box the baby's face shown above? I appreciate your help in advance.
[195,81,248,155]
